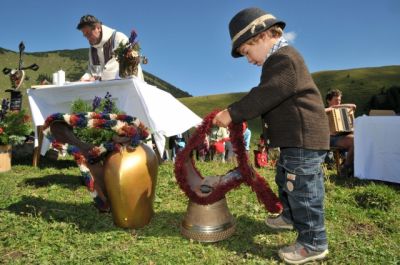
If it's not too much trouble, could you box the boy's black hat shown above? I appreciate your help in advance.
[229,7,285,58]
[77,15,102,30]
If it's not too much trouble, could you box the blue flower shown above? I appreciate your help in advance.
[103,92,114,114]
[129,29,137,44]
[102,120,117,129]
[92,96,101,111]
[131,133,142,146]
[67,145,80,155]
[103,141,115,152]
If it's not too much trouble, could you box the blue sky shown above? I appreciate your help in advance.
[1,0,399,96]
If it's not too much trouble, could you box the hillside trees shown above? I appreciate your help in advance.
[367,85,400,113]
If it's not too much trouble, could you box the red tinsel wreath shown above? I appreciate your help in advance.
[174,110,283,213]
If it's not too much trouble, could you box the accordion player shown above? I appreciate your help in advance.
[327,107,354,135]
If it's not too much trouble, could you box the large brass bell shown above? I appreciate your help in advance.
[104,143,158,229]
[180,197,236,242]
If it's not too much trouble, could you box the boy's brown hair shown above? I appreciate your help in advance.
[244,25,283,46]
[325,89,342,103]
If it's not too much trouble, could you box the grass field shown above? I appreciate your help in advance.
[1,154,399,264]
[1,48,399,264]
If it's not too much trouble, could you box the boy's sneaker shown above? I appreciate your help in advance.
[265,215,293,230]
[278,242,329,264]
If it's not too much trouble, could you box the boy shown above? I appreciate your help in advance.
[325,89,356,177]
[213,7,330,264]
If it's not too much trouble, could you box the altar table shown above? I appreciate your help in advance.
[27,78,202,164]
[354,115,400,183]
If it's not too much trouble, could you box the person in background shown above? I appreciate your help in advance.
[213,139,226,162]
[325,89,356,176]
[169,134,186,162]
[224,128,235,163]
[243,122,251,156]
[76,14,144,81]
[212,7,329,264]
[254,133,268,168]
[258,133,266,147]
[208,126,218,161]
[209,126,229,162]
[254,143,268,168]
[196,135,210,161]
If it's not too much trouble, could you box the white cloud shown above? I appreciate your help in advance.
[284,31,297,43]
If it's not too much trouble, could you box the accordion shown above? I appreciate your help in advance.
[328,107,354,134]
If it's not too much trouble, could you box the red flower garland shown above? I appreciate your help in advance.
[174,110,283,213]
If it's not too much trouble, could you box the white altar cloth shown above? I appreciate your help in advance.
[354,115,400,183]
[27,78,202,156]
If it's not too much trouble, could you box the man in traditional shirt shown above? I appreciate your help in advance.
[77,14,144,81]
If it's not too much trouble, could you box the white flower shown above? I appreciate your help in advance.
[112,120,125,132]
[133,118,140,127]
[43,127,51,136]
[130,50,139,57]
[63,114,71,124]
[98,144,107,154]
[88,119,94,128]
[90,190,98,198]
[79,164,90,172]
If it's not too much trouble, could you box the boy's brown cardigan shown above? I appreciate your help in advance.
[228,46,329,150]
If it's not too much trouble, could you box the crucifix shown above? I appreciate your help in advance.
[2,41,39,111]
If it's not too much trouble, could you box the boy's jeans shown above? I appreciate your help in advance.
[276,148,328,252]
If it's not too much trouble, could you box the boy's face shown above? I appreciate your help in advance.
[238,32,276,66]
[328,95,341,107]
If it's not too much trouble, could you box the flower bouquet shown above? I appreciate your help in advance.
[0,99,32,172]
[114,29,147,78]
[0,99,32,146]
[69,92,122,146]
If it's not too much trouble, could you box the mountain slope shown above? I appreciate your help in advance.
[180,65,400,117]
[179,65,400,137]
[0,47,191,102]
[313,65,400,114]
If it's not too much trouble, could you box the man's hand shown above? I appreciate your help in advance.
[80,76,95,82]
[212,109,232,128]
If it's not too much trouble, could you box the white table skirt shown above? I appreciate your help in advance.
[27,78,202,156]
[354,116,400,183]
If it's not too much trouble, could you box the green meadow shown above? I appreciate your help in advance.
[0,157,399,264]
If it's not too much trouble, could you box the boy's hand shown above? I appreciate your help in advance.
[213,109,232,128]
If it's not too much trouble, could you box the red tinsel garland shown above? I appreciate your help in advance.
[174,110,283,213]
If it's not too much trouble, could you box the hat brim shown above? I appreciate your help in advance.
[231,20,285,58]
